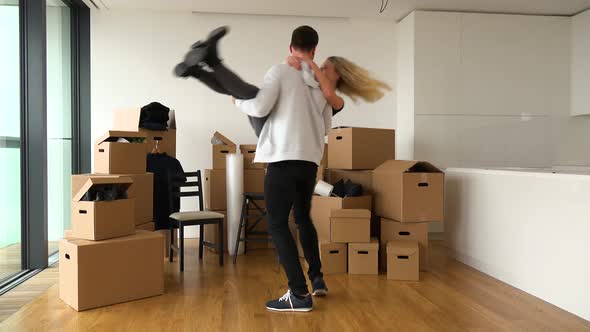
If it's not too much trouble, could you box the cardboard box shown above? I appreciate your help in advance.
[204,169,227,210]
[328,127,395,170]
[244,169,265,194]
[320,242,347,274]
[64,229,74,238]
[381,218,428,271]
[211,132,237,170]
[317,168,327,183]
[204,210,227,253]
[321,143,328,167]
[59,231,164,311]
[246,211,273,250]
[240,145,266,169]
[72,173,153,226]
[94,131,147,174]
[71,176,135,241]
[112,108,176,157]
[373,160,444,223]
[387,240,419,281]
[136,222,155,232]
[348,238,379,275]
[330,209,371,243]
[328,169,374,194]
[310,195,372,241]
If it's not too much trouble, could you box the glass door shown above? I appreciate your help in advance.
[0,0,22,282]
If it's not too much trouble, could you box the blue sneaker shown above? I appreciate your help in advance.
[312,277,328,297]
[265,290,313,312]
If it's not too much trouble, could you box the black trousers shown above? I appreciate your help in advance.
[264,160,323,296]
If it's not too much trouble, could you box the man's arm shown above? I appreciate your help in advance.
[234,65,281,118]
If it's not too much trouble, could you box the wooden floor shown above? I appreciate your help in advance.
[0,242,59,281]
[0,240,589,331]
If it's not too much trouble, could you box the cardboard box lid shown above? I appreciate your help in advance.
[374,160,443,175]
[349,238,379,251]
[63,230,159,247]
[72,176,133,202]
[320,241,346,251]
[211,132,235,146]
[387,240,419,255]
[96,130,147,145]
[330,209,371,219]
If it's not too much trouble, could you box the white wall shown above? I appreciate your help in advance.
[395,12,415,160]
[91,10,397,236]
[571,9,590,116]
[403,11,571,169]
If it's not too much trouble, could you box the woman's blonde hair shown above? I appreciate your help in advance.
[328,56,391,103]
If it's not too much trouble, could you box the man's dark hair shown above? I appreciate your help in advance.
[290,25,319,52]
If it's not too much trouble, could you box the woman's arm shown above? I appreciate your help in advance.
[287,56,344,111]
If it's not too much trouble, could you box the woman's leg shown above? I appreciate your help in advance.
[174,63,230,95]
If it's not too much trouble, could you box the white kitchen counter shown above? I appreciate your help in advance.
[445,167,590,321]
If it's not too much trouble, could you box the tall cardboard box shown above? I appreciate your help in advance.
[71,176,135,241]
[211,132,237,170]
[59,231,164,311]
[136,222,155,231]
[381,218,428,271]
[244,169,265,193]
[204,210,227,253]
[204,169,227,211]
[320,242,347,274]
[328,169,374,194]
[387,241,419,281]
[328,127,395,170]
[94,131,147,174]
[330,209,371,243]
[348,239,379,275]
[112,108,177,157]
[373,160,444,223]
[72,173,154,226]
[240,144,266,169]
[310,195,372,241]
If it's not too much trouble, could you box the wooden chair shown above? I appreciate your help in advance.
[168,171,224,271]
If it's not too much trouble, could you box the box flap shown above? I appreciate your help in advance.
[350,238,379,251]
[239,145,257,153]
[112,109,141,131]
[387,240,419,255]
[330,209,371,219]
[374,160,442,174]
[72,176,133,202]
[96,130,147,145]
[211,131,235,146]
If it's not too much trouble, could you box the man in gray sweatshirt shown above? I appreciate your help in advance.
[234,26,331,312]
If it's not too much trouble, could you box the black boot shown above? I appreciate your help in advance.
[185,26,228,68]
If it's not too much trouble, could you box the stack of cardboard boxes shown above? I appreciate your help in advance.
[310,127,395,275]
[61,127,164,312]
[203,132,268,252]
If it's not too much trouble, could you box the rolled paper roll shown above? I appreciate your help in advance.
[314,180,334,197]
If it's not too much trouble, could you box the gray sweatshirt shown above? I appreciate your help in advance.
[235,63,332,166]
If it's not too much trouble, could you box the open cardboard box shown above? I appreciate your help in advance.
[373,160,444,223]
[72,173,153,226]
[328,127,395,170]
[328,169,374,195]
[211,132,237,170]
[71,176,135,241]
[330,209,371,243]
[113,109,177,157]
[59,231,164,311]
[311,195,372,241]
[94,131,147,174]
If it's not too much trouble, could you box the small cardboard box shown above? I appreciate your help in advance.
[94,131,147,174]
[59,231,164,311]
[373,160,444,223]
[71,176,135,241]
[310,195,372,241]
[240,145,266,169]
[112,108,176,157]
[328,127,395,170]
[348,238,379,275]
[72,173,153,226]
[204,169,227,211]
[204,210,227,253]
[330,209,371,243]
[320,242,347,274]
[387,240,419,281]
[136,222,155,232]
[211,132,237,169]
[381,218,428,271]
[328,169,374,194]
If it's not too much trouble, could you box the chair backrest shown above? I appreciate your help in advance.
[167,171,204,214]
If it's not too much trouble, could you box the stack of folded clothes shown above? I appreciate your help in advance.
[331,179,363,198]
[140,102,170,131]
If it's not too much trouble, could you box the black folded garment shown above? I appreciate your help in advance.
[332,179,347,198]
[81,184,128,202]
[331,179,363,198]
[140,102,170,131]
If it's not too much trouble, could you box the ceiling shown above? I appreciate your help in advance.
[89,0,590,21]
